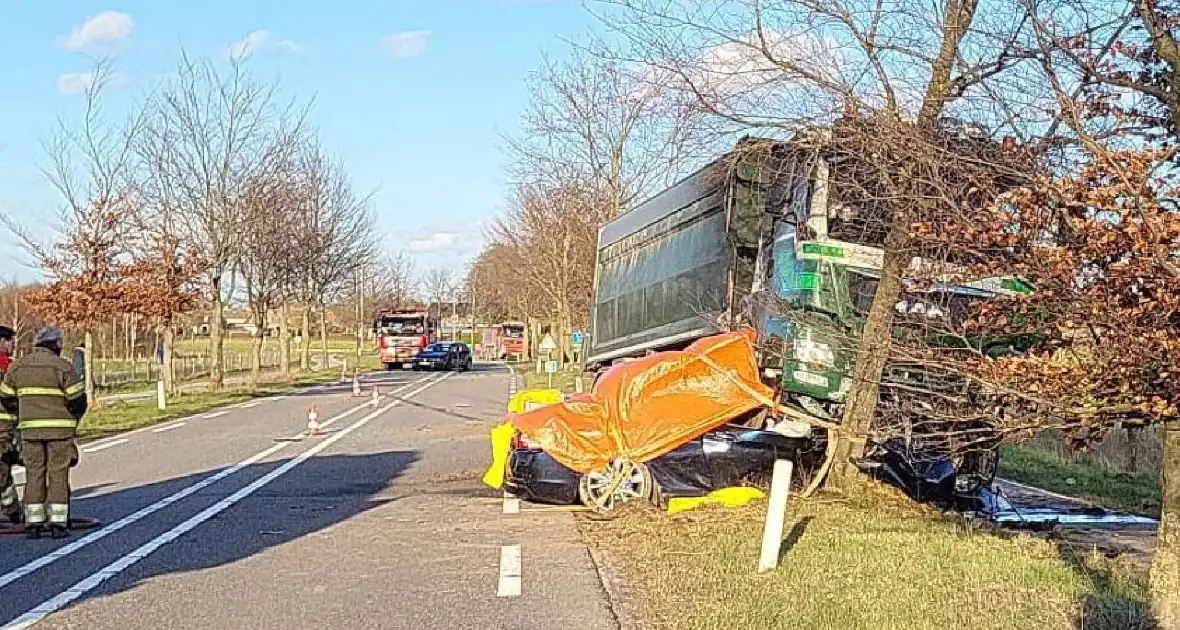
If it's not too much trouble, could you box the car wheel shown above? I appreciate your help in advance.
[465,357,473,371]
[577,460,653,513]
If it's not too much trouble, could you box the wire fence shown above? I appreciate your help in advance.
[92,348,348,391]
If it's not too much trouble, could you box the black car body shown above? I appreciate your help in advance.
[504,423,823,505]
[412,342,473,372]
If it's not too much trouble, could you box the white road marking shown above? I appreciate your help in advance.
[202,411,227,419]
[80,439,129,454]
[502,496,520,515]
[0,374,438,595]
[497,544,522,597]
[151,421,186,434]
[239,401,260,408]
[2,373,453,630]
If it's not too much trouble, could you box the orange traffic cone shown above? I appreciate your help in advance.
[352,374,362,397]
[306,405,322,437]
[371,385,381,407]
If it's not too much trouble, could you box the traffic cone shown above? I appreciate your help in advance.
[371,385,381,407]
[306,405,322,437]
[352,374,362,397]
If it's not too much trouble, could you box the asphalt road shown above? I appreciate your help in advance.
[0,365,617,629]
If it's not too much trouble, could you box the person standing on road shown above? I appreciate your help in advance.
[0,327,86,539]
[0,325,21,524]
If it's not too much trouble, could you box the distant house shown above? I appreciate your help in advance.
[188,310,282,338]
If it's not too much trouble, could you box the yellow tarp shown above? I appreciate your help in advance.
[509,330,774,474]
[507,389,564,414]
[666,486,767,516]
[481,421,516,490]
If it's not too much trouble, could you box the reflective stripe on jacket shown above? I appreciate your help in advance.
[0,347,86,438]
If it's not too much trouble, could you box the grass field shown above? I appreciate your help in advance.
[583,483,1152,630]
[999,442,1161,517]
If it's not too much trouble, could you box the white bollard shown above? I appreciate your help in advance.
[756,459,794,573]
[156,379,166,410]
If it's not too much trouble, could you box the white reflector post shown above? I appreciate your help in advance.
[156,379,166,411]
[757,459,794,573]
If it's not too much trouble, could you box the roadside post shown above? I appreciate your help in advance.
[571,331,585,392]
[538,333,557,376]
[545,360,558,388]
[757,459,795,573]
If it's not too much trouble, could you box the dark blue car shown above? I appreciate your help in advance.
[412,341,473,372]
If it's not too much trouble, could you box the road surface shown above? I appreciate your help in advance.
[0,365,618,629]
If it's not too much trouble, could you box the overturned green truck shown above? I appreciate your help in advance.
[584,136,1032,495]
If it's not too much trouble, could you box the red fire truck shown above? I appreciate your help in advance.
[493,321,526,360]
[374,308,437,369]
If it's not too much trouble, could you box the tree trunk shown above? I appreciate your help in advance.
[829,232,909,487]
[249,326,263,390]
[129,314,138,360]
[210,278,226,391]
[1151,421,1180,628]
[163,321,176,395]
[83,330,96,409]
[279,304,291,379]
[320,303,329,371]
[300,305,311,372]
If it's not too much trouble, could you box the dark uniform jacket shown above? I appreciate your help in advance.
[0,353,13,428]
[0,347,87,441]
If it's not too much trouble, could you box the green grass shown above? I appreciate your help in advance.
[999,442,1161,517]
[173,336,359,356]
[582,484,1153,630]
[521,365,587,394]
[78,359,380,439]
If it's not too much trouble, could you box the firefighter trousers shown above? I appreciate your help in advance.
[22,439,74,526]
[0,423,16,515]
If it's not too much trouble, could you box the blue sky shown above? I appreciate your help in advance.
[0,0,596,281]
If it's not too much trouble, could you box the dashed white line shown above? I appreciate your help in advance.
[81,438,129,454]
[2,373,453,630]
[502,494,520,515]
[0,374,438,597]
[497,544,522,597]
[151,421,187,434]
[203,411,227,419]
[239,401,260,408]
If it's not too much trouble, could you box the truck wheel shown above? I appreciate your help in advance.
[385,363,398,371]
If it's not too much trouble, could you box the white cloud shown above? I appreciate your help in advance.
[225,30,270,61]
[276,39,300,54]
[58,11,134,51]
[57,72,96,95]
[408,231,458,252]
[382,30,431,59]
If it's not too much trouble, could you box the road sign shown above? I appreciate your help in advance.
[544,360,559,374]
[571,331,584,346]
[539,334,557,351]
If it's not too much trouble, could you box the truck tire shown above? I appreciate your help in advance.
[385,362,399,371]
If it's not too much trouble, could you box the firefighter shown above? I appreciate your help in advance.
[0,327,86,539]
[0,325,20,524]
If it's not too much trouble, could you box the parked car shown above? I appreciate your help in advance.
[503,422,824,509]
[412,341,473,372]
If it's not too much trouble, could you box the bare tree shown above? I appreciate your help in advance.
[290,142,374,371]
[1,58,143,404]
[507,47,706,218]
[138,55,303,390]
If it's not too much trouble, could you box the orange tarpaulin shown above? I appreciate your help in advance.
[510,330,775,474]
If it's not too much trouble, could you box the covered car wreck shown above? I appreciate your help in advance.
[488,330,988,512]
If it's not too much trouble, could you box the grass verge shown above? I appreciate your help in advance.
[78,366,367,439]
[581,484,1153,630]
[999,442,1161,517]
[521,366,585,394]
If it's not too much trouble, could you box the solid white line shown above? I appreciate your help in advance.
[202,411,227,419]
[80,439,129,454]
[2,373,453,630]
[239,402,260,408]
[497,544,522,598]
[151,421,187,434]
[0,374,437,596]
